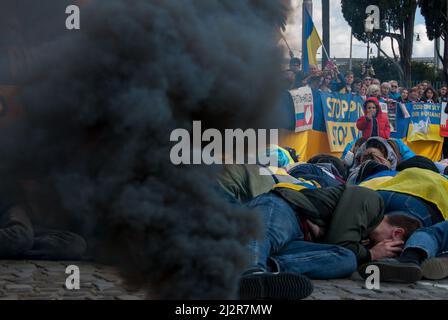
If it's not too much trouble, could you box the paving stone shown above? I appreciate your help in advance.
[3,260,448,300]
[4,284,33,292]
[116,295,143,300]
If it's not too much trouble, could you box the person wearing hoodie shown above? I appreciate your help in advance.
[356,97,391,140]
[346,137,400,185]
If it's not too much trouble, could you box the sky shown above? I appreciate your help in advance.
[282,0,437,60]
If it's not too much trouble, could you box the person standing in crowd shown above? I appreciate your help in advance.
[356,97,391,140]
[388,81,401,101]
[359,85,368,101]
[319,72,333,93]
[420,87,438,104]
[409,87,421,102]
[399,88,410,103]
[353,78,363,95]
[438,86,448,103]
[372,78,381,86]
[367,84,381,99]
[418,84,426,100]
[363,77,372,88]
[290,57,305,89]
[421,80,431,91]
[380,82,391,102]
[340,71,355,94]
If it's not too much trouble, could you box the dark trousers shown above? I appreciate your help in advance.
[0,205,86,260]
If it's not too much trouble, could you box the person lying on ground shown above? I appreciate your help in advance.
[238,184,420,299]
[359,221,448,283]
[0,197,86,261]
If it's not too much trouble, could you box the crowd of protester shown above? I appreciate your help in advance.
[288,57,448,104]
[215,58,448,300]
[220,140,448,299]
[287,57,448,160]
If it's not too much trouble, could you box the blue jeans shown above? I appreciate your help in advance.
[405,221,448,259]
[247,193,303,272]
[377,191,432,227]
[246,193,357,279]
[272,241,357,279]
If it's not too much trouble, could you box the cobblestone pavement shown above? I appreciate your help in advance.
[1,260,448,300]
[0,260,146,300]
[307,273,448,300]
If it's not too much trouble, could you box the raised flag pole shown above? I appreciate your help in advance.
[302,0,313,69]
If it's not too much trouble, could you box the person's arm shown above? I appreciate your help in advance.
[383,115,391,139]
[445,103,448,114]
[342,140,356,159]
[330,73,346,92]
[356,116,369,131]
[324,220,372,264]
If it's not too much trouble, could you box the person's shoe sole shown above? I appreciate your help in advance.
[358,261,422,283]
[422,257,448,280]
[239,273,313,300]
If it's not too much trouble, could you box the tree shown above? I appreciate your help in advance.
[419,0,448,83]
[341,0,418,82]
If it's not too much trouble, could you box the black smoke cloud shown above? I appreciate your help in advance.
[0,0,291,299]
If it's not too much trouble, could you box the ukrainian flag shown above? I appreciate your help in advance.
[303,9,322,73]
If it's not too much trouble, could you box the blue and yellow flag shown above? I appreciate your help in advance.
[303,9,322,73]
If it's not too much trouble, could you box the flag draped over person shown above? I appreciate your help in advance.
[303,9,322,73]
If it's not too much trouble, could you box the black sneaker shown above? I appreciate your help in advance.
[238,272,313,300]
[422,254,448,280]
[358,258,422,283]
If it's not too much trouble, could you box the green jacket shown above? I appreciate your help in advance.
[218,165,301,204]
[273,185,384,264]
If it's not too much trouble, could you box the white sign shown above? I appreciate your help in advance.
[289,86,314,133]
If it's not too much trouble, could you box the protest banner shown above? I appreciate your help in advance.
[386,102,397,133]
[289,86,314,133]
[320,93,363,152]
[440,103,448,137]
[407,103,444,142]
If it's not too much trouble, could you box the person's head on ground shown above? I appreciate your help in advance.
[396,156,439,174]
[360,148,391,169]
[369,215,422,244]
[389,81,399,93]
[353,137,367,154]
[356,160,390,184]
[266,145,296,168]
[308,153,347,180]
